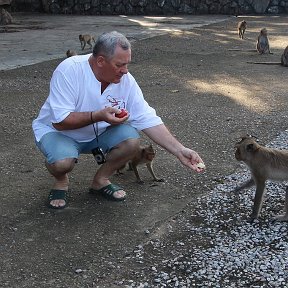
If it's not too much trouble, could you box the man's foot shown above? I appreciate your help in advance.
[48,189,67,209]
[89,183,126,201]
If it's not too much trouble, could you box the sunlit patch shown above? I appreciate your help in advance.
[186,78,271,113]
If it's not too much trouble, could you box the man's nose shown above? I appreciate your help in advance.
[121,65,128,74]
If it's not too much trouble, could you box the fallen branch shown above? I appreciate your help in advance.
[246,61,281,65]
[228,49,256,52]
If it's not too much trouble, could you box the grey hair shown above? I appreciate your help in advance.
[92,31,131,59]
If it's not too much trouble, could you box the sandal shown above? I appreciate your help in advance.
[89,184,126,201]
[48,189,67,209]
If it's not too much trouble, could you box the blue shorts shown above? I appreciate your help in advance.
[36,124,140,164]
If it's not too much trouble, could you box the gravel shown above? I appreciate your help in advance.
[118,130,288,288]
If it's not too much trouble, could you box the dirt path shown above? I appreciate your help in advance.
[0,14,288,287]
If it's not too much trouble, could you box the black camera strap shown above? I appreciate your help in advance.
[91,112,99,144]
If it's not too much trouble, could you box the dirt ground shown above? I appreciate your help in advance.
[0,14,288,287]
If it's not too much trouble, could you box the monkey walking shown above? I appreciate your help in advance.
[79,34,95,50]
[256,28,272,54]
[117,144,164,184]
[237,20,247,39]
[233,135,288,222]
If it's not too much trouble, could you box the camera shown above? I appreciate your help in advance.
[92,147,106,165]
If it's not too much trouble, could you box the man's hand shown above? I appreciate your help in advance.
[176,147,205,173]
[97,107,129,124]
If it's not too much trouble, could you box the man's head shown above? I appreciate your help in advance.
[92,31,131,84]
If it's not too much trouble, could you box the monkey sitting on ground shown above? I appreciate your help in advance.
[256,28,272,54]
[237,20,247,39]
[233,135,288,222]
[66,49,77,58]
[79,34,95,50]
[117,144,164,184]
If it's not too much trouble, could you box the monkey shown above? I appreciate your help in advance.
[229,28,273,54]
[0,8,13,25]
[237,20,247,39]
[79,34,95,50]
[281,45,288,67]
[117,144,164,184]
[66,49,77,58]
[233,135,288,222]
[256,28,272,54]
[246,45,288,67]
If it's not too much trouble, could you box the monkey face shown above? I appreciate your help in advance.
[260,28,267,35]
[235,135,259,161]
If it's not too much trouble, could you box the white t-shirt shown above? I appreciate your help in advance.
[32,54,163,142]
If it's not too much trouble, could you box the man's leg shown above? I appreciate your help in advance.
[86,124,140,199]
[45,158,75,208]
[36,132,79,208]
[91,138,140,199]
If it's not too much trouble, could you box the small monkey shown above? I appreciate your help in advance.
[0,8,13,25]
[256,28,272,54]
[237,20,247,39]
[66,49,77,58]
[79,34,95,50]
[117,144,164,184]
[234,135,288,222]
[281,45,288,67]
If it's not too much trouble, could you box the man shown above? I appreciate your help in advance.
[32,31,205,209]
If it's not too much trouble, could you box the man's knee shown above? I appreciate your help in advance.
[46,158,76,175]
[112,138,140,160]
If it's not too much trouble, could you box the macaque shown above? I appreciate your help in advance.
[256,28,272,54]
[117,144,164,184]
[79,34,95,50]
[281,45,288,67]
[237,20,247,39]
[234,135,288,222]
[66,49,77,58]
[0,8,13,25]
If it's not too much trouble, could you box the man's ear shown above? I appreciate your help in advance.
[96,56,106,67]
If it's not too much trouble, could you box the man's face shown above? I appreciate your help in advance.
[100,45,131,84]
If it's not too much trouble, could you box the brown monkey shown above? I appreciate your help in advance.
[281,45,288,67]
[117,144,164,184]
[79,34,95,50]
[234,135,288,222]
[0,8,13,25]
[256,28,272,54]
[237,20,247,39]
[66,49,77,58]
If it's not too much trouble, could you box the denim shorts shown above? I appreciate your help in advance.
[35,124,140,164]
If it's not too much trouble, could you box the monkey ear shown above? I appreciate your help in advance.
[246,143,255,152]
